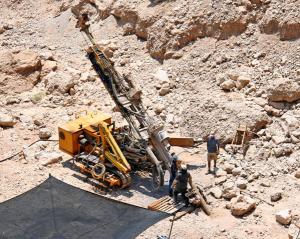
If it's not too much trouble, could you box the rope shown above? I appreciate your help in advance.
[240,191,274,207]
[168,214,176,239]
[0,139,59,163]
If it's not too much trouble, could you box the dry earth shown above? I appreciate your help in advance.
[0,0,300,238]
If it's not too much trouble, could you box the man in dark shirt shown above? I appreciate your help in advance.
[168,153,182,196]
[207,133,220,174]
[172,164,193,206]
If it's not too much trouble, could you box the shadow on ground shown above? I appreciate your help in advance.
[62,158,169,199]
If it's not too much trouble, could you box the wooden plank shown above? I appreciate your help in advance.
[156,201,172,210]
[231,131,238,145]
[148,196,169,210]
[148,196,187,214]
[168,205,185,214]
[153,197,170,207]
[160,203,175,211]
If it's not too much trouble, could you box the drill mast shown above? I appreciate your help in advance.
[76,14,172,187]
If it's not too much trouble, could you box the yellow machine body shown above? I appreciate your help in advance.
[58,111,131,188]
[58,111,112,156]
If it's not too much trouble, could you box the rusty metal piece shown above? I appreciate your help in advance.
[168,136,195,147]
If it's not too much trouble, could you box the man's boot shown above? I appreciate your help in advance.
[183,191,189,206]
[173,191,179,204]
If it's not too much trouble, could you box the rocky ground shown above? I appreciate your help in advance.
[0,0,300,238]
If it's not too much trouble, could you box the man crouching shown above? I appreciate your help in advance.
[172,164,193,206]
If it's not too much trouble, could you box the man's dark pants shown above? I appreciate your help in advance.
[173,189,189,206]
[169,175,175,196]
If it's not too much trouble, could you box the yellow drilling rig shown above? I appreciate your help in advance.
[58,13,176,189]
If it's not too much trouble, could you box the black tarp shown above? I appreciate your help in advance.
[0,176,169,239]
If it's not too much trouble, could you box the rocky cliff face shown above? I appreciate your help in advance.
[0,0,299,144]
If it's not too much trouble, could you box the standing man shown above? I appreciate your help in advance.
[207,132,220,174]
[169,153,182,196]
[172,164,193,206]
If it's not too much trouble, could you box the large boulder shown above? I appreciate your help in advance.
[220,80,236,90]
[44,71,75,94]
[222,182,239,200]
[215,169,227,178]
[0,50,42,94]
[153,69,169,84]
[268,78,300,103]
[35,151,63,166]
[41,60,57,77]
[0,50,14,74]
[276,209,292,225]
[230,195,256,216]
[146,19,168,60]
[210,187,223,199]
[235,75,251,90]
[0,112,16,127]
[280,21,300,41]
[13,49,41,75]
[110,5,138,35]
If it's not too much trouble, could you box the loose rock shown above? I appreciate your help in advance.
[39,128,52,140]
[294,170,300,179]
[236,75,251,90]
[35,152,63,166]
[270,192,282,202]
[276,209,292,225]
[223,182,239,199]
[0,113,16,127]
[220,80,236,91]
[231,195,256,217]
[236,178,248,190]
[13,49,41,75]
[288,224,300,239]
[159,86,171,96]
[268,78,300,103]
[224,163,235,174]
[210,187,223,199]
[232,168,242,176]
[216,169,227,178]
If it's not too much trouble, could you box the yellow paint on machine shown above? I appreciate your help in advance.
[58,111,112,155]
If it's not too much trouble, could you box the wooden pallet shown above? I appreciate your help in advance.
[148,196,186,214]
[231,124,248,147]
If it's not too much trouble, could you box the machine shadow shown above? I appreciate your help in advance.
[113,173,168,199]
[62,158,78,172]
[187,164,205,171]
[62,158,169,199]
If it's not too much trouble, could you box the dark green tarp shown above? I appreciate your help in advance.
[0,176,168,239]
